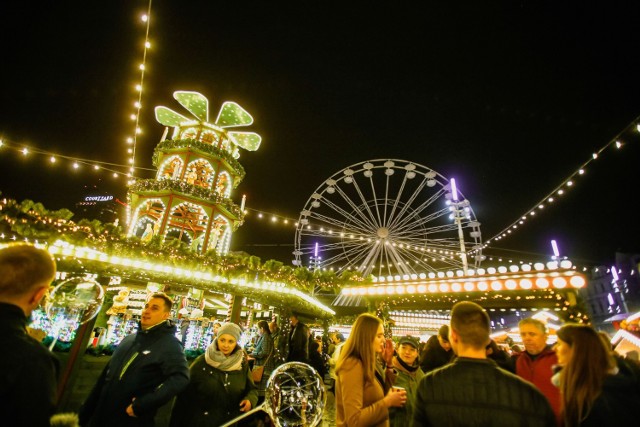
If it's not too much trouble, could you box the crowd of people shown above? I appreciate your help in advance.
[2,242,640,427]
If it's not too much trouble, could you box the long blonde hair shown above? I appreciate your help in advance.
[557,324,616,427]
[335,313,382,383]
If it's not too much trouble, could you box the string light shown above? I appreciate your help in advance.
[0,136,153,179]
[127,1,154,178]
[482,116,640,250]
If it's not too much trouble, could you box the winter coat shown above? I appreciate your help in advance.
[573,357,640,426]
[336,357,389,427]
[0,302,60,427]
[308,340,328,379]
[79,320,190,427]
[287,321,309,363]
[419,335,453,373]
[412,357,555,427]
[389,356,424,427]
[169,352,258,427]
[250,332,275,394]
[516,346,561,422]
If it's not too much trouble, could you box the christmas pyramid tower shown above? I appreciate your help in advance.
[126,91,261,254]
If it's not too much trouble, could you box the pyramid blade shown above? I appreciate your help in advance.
[155,106,190,127]
[174,91,209,122]
[215,102,254,128]
[228,131,262,151]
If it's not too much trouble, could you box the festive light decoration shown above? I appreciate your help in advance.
[127,1,155,177]
[126,90,261,258]
[481,115,640,250]
[341,262,585,296]
[46,240,335,316]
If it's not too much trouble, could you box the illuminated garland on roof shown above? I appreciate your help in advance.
[128,179,245,220]
[151,139,246,183]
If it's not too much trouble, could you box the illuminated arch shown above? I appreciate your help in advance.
[185,159,215,189]
[181,127,198,140]
[201,130,219,145]
[209,215,232,254]
[215,171,233,197]
[165,202,209,242]
[157,155,184,180]
[127,199,166,236]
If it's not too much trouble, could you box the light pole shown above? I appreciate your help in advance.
[450,178,469,275]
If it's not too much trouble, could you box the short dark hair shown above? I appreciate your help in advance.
[0,243,56,297]
[450,301,490,349]
[150,292,173,312]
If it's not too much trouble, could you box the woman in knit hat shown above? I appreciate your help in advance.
[169,322,258,427]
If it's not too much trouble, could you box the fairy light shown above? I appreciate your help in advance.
[483,116,640,250]
[45,240,334,316]
[127,1,154,180]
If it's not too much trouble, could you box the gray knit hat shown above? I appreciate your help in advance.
[217,322,242,342]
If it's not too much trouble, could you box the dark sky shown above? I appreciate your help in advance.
[1,1,639,268]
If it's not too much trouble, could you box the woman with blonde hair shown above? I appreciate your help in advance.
[554,323,640,427]
[335,313,406,426]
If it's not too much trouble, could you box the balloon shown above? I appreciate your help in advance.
[220,362,326,427]
[264,362,326,427]
[46,277,105,325]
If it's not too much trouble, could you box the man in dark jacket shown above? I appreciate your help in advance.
[412,301,555,427]
[419,324,454,373]
[287,313,309,363]
[0,243,58,427]
[79,293,189,427]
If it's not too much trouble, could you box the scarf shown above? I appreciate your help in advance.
[395,355,420,373]
[204,338,244,371]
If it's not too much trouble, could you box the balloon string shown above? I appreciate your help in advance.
[219,402,267,427]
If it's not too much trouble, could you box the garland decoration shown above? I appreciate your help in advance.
[152,139,246,185]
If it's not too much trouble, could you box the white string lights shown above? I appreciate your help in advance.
[481,116,640,251]
[0,137,154,179]
[127,1,154,182]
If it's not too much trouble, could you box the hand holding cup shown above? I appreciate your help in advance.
[385,386,407,407]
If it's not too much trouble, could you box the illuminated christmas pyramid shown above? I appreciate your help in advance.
[126,90,261,254]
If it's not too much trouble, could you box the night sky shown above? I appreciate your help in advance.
[1,1,639,268]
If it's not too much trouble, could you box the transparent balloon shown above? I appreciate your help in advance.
[220,362,326,427]
[265,362,327,427]
[46,277,105,325]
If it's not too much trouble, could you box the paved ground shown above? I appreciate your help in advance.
[322,389,336,426]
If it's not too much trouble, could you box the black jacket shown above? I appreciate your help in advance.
[578,357,640,426]
[287,321,309,363]
[419,334,453,373]
[79,320,189,427]
[169,352,258,427]
[0,303,60,427]
[412,357,555,427]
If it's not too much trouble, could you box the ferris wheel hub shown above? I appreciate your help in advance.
[377,227,389,238]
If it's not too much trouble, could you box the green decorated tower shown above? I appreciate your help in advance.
[126,90,261,254]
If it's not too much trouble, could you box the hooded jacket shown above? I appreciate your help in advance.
[0,303,60,427]
[79,320,189,427]
[389,355,424,427]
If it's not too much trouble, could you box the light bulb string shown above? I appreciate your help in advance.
[484,114,640,248]
[130,0,154,177]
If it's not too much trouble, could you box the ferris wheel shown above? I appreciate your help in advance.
[293,159,484,277]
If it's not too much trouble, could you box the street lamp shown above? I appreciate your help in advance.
[449,178,469,275]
